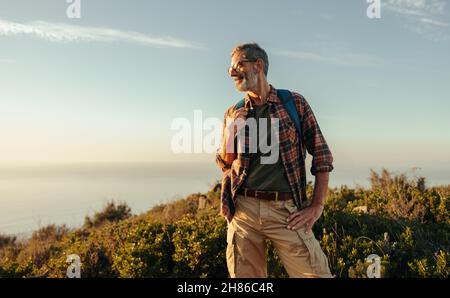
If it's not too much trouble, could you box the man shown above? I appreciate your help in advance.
[216,43,334,278]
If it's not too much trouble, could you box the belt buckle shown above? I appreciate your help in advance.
[254,190,260,199]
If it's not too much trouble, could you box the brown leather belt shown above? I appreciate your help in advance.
[237,188,293,201]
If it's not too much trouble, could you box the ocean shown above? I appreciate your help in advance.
[0,161,448,236]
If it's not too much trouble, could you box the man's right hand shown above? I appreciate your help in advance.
[226,107,248,136]
[219,107,249,166]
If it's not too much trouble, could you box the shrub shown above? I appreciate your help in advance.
[84,201,132,229]
[171,213,227,277]
[0,169,448,278]
[0,234,17,249]
[111,220,173,277]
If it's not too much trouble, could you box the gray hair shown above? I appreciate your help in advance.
[231,43,269,76]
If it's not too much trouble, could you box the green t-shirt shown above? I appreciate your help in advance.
[241,103,291,192]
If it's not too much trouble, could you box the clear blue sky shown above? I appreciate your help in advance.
[0,0,449,181]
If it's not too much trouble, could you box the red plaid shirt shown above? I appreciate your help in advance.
[216,85,333,222]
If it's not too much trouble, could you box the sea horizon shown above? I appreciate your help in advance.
[0,161,448,236]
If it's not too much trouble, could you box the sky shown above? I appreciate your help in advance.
[0,0,449,181]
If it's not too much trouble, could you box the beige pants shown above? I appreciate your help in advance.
[226,195,332,278]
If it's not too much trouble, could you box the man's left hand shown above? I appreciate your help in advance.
[286,204,324,234]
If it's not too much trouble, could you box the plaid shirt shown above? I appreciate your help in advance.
[216,85,333,222]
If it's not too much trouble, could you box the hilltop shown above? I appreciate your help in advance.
[0,169,448,278]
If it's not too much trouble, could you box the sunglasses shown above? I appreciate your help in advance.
[228,59,257,75]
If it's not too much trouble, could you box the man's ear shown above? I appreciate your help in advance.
[255,58,264,74]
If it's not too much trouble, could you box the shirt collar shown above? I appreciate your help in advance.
[244,84,279,109]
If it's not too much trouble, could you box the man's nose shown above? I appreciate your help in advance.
[228,67,236,76]
[229,67,240,77]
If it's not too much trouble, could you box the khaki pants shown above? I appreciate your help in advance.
[226,195,332,278]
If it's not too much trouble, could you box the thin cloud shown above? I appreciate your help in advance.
[0,18,202,49]
[274,50,383,67]
[384,0,446,16]
[420,17,448,27]
[383,0,449,40]
[408,21,450,41]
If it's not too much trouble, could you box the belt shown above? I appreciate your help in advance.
[237,188,293,201]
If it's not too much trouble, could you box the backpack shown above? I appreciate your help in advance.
[234,89,302,141]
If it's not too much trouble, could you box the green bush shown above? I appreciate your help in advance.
[0,169,448,278]
[171,213,227,277]
[84,201,132,229]
[111,220,173,277]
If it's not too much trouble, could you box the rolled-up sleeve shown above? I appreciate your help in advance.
[216,150,231,173]
[299,95,334,175]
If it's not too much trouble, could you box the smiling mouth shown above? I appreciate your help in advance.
[234,77,243,83]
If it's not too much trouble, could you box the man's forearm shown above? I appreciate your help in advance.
[311,172,329,207]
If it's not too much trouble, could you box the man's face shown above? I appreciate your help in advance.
[229,52,259,92]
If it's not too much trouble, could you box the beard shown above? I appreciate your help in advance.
[235,69,258,92]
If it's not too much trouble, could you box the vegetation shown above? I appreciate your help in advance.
[0,169,448,278]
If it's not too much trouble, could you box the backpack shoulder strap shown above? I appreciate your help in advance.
[276,89,302,140]
[233,90,302,140]
[234,98,246,110]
